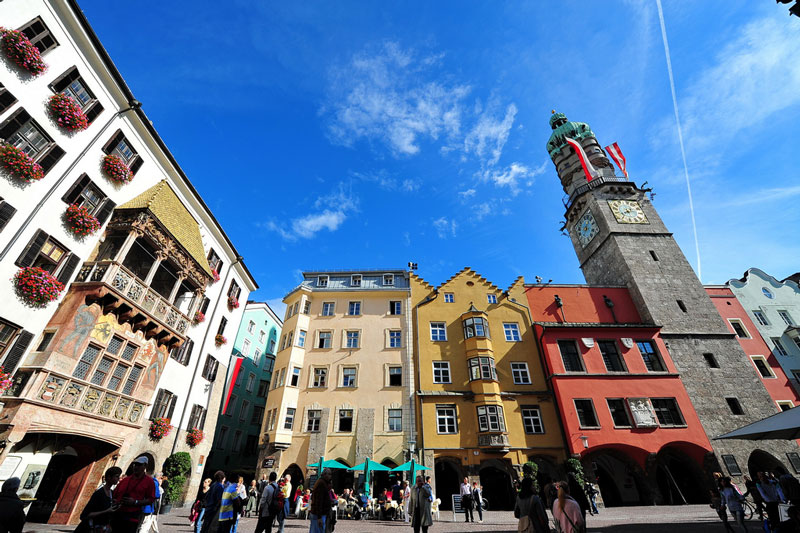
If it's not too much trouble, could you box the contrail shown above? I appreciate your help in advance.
[655,0,702,281]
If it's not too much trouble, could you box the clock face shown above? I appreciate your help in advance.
[608,200,648,224]
[575,210,599,247]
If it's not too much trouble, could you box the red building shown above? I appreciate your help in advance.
[706,286,800,411]
[526,284,713,506]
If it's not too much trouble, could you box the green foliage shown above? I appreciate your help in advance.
[565,458,585,486]
[522,461,540,493]
[163,452,192,504]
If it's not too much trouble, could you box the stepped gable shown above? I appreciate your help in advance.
[436,267,500,293]
[409,271,434,292]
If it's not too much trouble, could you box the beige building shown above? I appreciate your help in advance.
[258,270,413,493]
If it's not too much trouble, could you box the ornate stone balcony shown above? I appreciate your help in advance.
[477,432,510,450]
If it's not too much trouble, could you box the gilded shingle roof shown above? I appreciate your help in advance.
[119,180,212,275]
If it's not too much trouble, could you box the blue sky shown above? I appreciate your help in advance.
[79,1,800,312]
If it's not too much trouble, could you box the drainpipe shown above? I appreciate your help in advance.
[413,288,439,472]
[0,101,142,262]
[169,255,243,457]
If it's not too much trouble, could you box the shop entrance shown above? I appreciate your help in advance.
[479,462,515,511]
[434,457,462,510]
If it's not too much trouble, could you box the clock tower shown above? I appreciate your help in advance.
[547,112,799,480]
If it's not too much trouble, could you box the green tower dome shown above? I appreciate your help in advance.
[546,111,595,159]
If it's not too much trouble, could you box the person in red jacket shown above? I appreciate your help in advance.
[113,457,156,533]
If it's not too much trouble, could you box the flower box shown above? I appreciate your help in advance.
[13,266,64,308]
[227,296,239,310]
[149,417,173,441]
[0,366,12,396]
[193,310,205,325]
[48,93,89,132]
[102,154,133,184]
[211,269,220,283]
[214,334,227,347]
[0,144,44,183]
[186,428,204,448]
[0,28,46,76]
[65,204,101,237]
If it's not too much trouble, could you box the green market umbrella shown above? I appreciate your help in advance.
[391,459,430,481]
[307,457,351,470]
[349,458,391,496]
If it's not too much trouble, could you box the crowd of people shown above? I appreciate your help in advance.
[710,470,800,532]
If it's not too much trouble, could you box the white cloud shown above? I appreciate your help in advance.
[401,179,420,192]
[432,217,457,239]
[481,160,546,195]
[474,202,492,220]
[267,182,358,240]
[464,103,517,166]
[459,188,476,198]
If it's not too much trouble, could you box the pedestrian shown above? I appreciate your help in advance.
[758,471,785,531]
[0,477,25,533]
[277,474,292,532]
[246,480,258,518]
[309,468,333,533]
[780,473,800,507]
[255,472,279,533]
[720,477,748,532]
[584,481,599,515]
[217,478,241,533]
[777,506,800,532]
[471,482,483,523]
[75,466,122,533]
[515,477,549,533]
[552,481,584,533]
[190,478,211,533]
[201,471,226,533]
[710,489,735,533]
[402,480,410,523]
[138,472,163,533]
[256,474,268,514]
[112,456,156,533]
[567,472,590,523]
[409,475,433,533]
[459,477,473,523]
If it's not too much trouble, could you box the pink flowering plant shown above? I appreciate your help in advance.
[227,296,239,310]
[13,266,64,307]
[65,204,101,236]
[193,310,205,325]
[0,366,13,396]
[0,28,46,75]
[211,269,220,283]
[214,334,227,347]
[102,154,133,183]
[186,428,204,448]
[149,417,173,441]
[0,144,44,183]
[48,94,89,132]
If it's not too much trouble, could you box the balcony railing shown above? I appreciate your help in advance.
[74,260,190,337]
[563,171,630,210]
[477,433,510,448]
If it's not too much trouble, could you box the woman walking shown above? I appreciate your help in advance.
[75,466,122,533]
[514,477,549,533]
[191,478,211,533]
[552,481,585,533]
[409,475,433,533]
[720,477,749,532]
[246,480,259,518]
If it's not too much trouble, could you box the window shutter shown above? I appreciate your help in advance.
[151,389,165,420]
[180,339,194,365]
[0,200,16,232]
[0,84,17,114]
[16,229,48,267]
[95,198,115,225]
[84,101,103,124]
[166,393,177,420]
[57,253,81,285]
[1,330,33,374]
[50,66,79,93]
[62,174,91,205]
[200,297,210,314]
[102,130,124,154]
[0,108,31,141]
[38,144,65,175]
[130,155,143,175]
[199,408,207,430]
[218,317,227,336]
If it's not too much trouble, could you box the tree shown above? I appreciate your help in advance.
[522,461,540,492]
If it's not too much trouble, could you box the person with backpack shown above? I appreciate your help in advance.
[201,471,226,533]
[255,472,280,533]
[514,477,549,533]
[218,479,242,533]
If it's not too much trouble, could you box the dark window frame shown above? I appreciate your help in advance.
[598,340,627,372]
[102,129,143,174]
[48,66,104,123]
[0,108,65,174]
[574,398,600,428]
[635,340,666,372]
[19,17,59,55]
[0,83,18,115]
[651,397,686,426]
[557,340,585,372]
[607,398,632,427]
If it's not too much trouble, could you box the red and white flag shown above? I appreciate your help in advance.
[564,137,599,182]
[604,142,628,178]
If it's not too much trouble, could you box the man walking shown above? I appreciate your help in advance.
[201,471,226,533]
[472,481,483,523]
[276,474,292,532]
[139,473,163,533]
[309,468,333,533]
[410,475,433,533]
[113,457,156,533]
[460,477,473,523]
[256,473,268,514]
[757,471,785,532]
[0,477,25,533]
[255,472,279,533]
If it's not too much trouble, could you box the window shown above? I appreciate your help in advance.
[247,321,255,333]
[433,361,451,383]
[35,331,55,352]
[753,310,769,326]
[649,250,659,261]
[73,344,100,380]
[286,331,293,347]
[303,300,311,314]
[521,406,544,434]
[266,409,276,431]
[188,405,207,430]
[773,338,790,357]
[636,340,665,372]
[511,362,531,384]
[322,302,335,316]
[703,353,720,368]
[15,230,79,285]
[463,316,489,339]
[277,368,286,387]
[217,317,227,337]
[752,356,775,378]
[607,399,632,427]
[476,405,506,432]
[444,293,454,303]
[217,426,228,449]
[251,405,264,425]
[268,339,276,354]
[292,302,299,316]
[122,366,142,396]
[0,196,17,233]
[61,175,114,224]
[0,109,64,173]
[242,339,251,356]
[202,355,219,381]
[90,357,113,386]
[297,330,306,347]
[290,367,301,387]
[436,405,457,434]
[779,401,794,412]
[503,323,521,342]
[307,409,321,432]
[284,407,296,430]
[107,364,128,391]
[342,367,357,387]
[345,330,360,349]
[389,330,402,348]
[227,280,241,302]
[257,379,269,397]
[676,300,687,313]
[0,83,18,116]
[574,399,599,428]
[388,409,402,432]
[318,331,332,349]
[598,340,626,372]
[278,335,286,351]
[651,398,685,425]
[351,274,361,287]
[254,348,262,362]
[558,340,584,372]
[225,395,237,417]
[102,130,142,174]
[170,339,194,366]
[246,373,255,392]
[239,400,250,421]
[388,366,402,387]
[50,67,103,122]
[19,17,58,54]
[487,294,497,304]
[244,435,258,456]
[779,311,795,326]
[468,356,497,381]
[383,273,394,286]
[232,430,242,452]
[348,301,361,316]
[430,322,447,341]
[258,330,266,344]
[794,338,800,352]
[318,275,328,287]
[338,409,354,432]
[313,367,327,387]
[206,248,223,274]
[151,389,177,420]
[389,301,402,315]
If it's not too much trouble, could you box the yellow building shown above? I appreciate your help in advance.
[258,270,413,493]
[411,268,566,510]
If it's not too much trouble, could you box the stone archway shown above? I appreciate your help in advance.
[653,446,708,505]
[748,449,789,480]
[434,456,463,510]
[282,463,305,493]
[330,458,353,494]
[583,448,650,507]
[371,458,398,497]
[479,458,516,511]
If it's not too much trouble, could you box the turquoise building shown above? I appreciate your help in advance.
[207,301,282,482]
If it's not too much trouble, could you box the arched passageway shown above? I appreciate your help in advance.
[748,449,788,480]
[654,447,708,504]
[330,459,353,494]
[434,457,462,510]
[584,449,649,507]
[479,460,516,511]
[371,459,399,498]
[282,463,305,492]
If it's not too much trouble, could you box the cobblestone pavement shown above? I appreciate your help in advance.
[20,504,757,533]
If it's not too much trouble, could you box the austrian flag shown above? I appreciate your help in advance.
[604,142,628,178]
[564,137,599,182]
